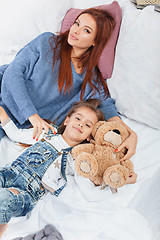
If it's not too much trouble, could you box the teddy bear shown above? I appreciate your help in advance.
[71,121,137,190]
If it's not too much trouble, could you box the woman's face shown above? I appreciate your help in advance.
[68,13,97,54]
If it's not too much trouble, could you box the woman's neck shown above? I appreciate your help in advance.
[71,48,84,74]
[71,47,85,59]
[71,58,82,74]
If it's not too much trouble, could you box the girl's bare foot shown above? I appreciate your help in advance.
[0,106,9,124]
[0,223,8,237]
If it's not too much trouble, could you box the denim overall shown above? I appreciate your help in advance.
[0,133,72,224]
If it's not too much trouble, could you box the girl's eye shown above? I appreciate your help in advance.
[76,117,80,120]
[86,124,91,128]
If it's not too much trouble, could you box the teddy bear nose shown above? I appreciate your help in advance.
[112,129,120,135]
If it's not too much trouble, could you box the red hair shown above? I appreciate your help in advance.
[49,8,115,100]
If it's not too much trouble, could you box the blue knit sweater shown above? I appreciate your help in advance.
[0,32,118,128]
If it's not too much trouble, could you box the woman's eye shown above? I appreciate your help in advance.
[76,117,80,120]
[74,21,79,26]
[84,29,90,34]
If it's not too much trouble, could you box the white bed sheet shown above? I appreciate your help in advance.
[0,117,160,240]
[0,0,160,239]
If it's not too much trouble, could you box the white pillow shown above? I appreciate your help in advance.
[0,0,73,64]
[72,0,124,8]
[108,2,160,130]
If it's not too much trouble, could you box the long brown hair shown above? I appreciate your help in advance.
[49,8,115,100]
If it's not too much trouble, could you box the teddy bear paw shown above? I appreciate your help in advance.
[103,165,129,188]
[109,172,121,182]
[75,152,98,178]
[79,161,91,173]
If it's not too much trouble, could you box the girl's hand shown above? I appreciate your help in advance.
[28,113,56,140]
[116,130,137,161]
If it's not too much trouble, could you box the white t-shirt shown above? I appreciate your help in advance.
[42,134,74,192]
[2,120,75,193]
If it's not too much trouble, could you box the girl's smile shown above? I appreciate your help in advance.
[73,126,83,133]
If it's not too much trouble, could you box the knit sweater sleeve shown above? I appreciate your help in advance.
[99,96,120,120]
[1,32,54,124]
[89,86,120,120]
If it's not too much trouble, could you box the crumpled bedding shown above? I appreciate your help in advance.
[12,224,63,240]
[0,117,160,240]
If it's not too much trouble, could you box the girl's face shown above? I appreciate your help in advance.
[68,13,97,54]
[62,106,98,146]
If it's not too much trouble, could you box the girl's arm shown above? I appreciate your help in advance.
[0,107,44,145]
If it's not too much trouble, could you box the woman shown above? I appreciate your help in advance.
[0,8,137,161]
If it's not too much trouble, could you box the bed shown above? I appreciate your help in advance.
[0,0,160,239]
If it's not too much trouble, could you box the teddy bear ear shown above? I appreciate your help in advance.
[92,121,105,138]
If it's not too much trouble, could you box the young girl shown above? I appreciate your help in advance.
[0,99,104,237]
[0,7,137,161]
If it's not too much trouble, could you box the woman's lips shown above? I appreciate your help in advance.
[70,34,78,41]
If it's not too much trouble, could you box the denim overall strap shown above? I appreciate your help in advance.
[54,147,73,197]
[11,136,73,198]
[10,139,61,201]
[11,139,60,180]
[43,126,58,139]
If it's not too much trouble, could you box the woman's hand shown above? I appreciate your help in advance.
[28,113,56,140]
[116,130,137,161]
[107,116,137,161]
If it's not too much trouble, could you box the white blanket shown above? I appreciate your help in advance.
[1,117,160,240]
[0,0,160,239]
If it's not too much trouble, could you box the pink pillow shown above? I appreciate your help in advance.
[61,1,122,79]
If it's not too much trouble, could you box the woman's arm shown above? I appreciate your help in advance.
[1,33,56,140]
[99,98,137,161]
[107,116,137,161]
[2,46,38,123]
